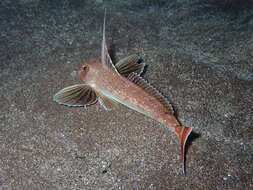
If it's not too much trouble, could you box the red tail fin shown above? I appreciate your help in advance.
[175,125,192,174]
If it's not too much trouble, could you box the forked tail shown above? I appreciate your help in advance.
[175,125,192,174]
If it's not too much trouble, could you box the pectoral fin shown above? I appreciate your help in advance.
[53,84,97,107]
[115,54,145,77]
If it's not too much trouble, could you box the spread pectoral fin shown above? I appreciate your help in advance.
[53,84,97,107]
[115,54,145,77]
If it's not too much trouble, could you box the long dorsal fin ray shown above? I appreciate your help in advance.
[127,73,174,114]
[53,84,97,107]
[101,9,119,74]
[115,54,145,77]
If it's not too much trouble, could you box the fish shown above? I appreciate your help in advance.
[53,11,193,174]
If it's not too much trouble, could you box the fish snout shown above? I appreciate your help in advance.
[70,70,78,79]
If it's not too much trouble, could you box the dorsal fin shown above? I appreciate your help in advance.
[127,73,174,114]
[101,9,119,74]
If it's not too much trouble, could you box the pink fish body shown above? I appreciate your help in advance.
[80,59,175,124]
[54,11,193,174]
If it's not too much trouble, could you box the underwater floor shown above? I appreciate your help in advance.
[0,0,252,189]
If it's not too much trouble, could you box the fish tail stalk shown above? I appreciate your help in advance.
[175,125,192,174]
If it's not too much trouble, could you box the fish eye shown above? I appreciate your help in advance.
[83,66,89,72]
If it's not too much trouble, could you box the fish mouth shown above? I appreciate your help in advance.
[70,70,78,79]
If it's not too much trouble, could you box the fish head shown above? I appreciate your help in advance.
[78,59,100,82]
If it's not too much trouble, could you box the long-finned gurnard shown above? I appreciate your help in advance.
[54,12,193,174]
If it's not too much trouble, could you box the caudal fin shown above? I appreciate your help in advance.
[175,125,192,174]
